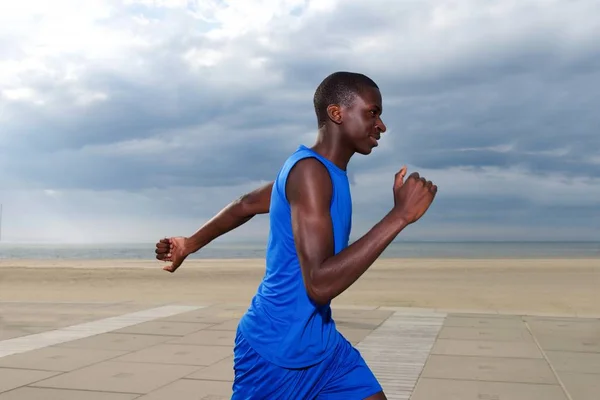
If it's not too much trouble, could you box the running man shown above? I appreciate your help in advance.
[155,72,437,399]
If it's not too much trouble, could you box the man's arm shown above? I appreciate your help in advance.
[185,181,274,253]
[288,159,411,306]
[156,181,273,271]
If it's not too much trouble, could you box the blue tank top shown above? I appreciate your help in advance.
[238,145,353,368]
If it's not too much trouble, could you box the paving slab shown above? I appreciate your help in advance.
[335,318,384,330]
[431,339,544,358]
[186,356,234,382]
[377,306,441,314]
[157,311,233,325]
[332,309,394,320]
[449,312,521,318]
[0,313,96,329]
[205,319,240,331]
[0,328,49,341]
[534,334,600,353]
[337,327,373,345]
[410,378,569,400]
[420,355,559,384]
[113,321,214,336]
[0,368,59,393]
[136,379,232,400]
[198,305,247,319]
[0,387,138,400]
[526,319,600,339]
[167,329,236,347]
[558,372,600,400]
[523,315,600,322]
[0,346,126,372]
[498,310,580,318]
[545,351,600,374]
[437,308,506,316]
[334,305,380,310]
[114,343,232,366]
[56,333,174,351]
[0,301,142,313]
[29,360,201,394]
[437,326,535,342]
[443,315,525,328]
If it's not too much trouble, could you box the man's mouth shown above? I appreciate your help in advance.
[369,135,380,146]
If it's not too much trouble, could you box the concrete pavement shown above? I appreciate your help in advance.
[0,301,598,399]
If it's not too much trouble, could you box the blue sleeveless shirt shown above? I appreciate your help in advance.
[238,145,353,368]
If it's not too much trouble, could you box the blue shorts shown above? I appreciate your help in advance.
[232,327,382,399]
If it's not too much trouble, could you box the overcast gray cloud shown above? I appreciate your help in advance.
[1,0,599,243]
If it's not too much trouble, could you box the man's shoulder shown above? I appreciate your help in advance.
[287,157,332,193]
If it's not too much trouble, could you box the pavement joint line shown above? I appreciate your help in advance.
[523,318,574,400]
[0,305,204,359]
[356,310,447,399]
[0,301,111,304]
[378,306,600,319]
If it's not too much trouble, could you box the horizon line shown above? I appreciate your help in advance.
[0,240,598,245]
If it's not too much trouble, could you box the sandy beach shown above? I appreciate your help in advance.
[2,258,600,316]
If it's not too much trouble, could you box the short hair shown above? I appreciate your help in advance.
[313,71,379,127]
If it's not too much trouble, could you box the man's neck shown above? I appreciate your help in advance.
[310,127,354,171]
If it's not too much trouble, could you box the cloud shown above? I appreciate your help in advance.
[1,0,599,243]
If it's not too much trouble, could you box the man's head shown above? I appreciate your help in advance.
[313,71,387,155]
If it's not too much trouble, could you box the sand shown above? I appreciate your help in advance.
[1,258,600,316]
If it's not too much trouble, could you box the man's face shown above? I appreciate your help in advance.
[341,87,387,155]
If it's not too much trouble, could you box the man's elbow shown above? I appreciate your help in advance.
[305,280,332,307]
[231,193,257,217]
[238,192,269,216]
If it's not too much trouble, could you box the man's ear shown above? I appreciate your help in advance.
[326,104,342,125]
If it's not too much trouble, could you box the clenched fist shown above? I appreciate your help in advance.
[392,166,437,225]
[155,236,190,273]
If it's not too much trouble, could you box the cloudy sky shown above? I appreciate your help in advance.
[1,0,599,244]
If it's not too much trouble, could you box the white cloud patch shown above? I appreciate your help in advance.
[1,0,599,243]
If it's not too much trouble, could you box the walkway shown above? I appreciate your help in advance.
[0,302,598,399]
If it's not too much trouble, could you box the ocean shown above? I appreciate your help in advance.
[1,241,599,260]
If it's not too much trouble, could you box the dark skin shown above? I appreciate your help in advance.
[156,86,437,400]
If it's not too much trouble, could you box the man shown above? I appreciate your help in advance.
[156,72,437,399]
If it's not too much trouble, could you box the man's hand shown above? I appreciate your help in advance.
[155,237,190,273]
[392,166,437,225]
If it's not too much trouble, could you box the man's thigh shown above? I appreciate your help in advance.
[233,329,382,399]
[232,328,329,399]
[316,337,383,399]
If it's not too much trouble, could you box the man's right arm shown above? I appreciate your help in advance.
[156,181,273,271]
[288,159,410,306]
[184,181,274,254]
